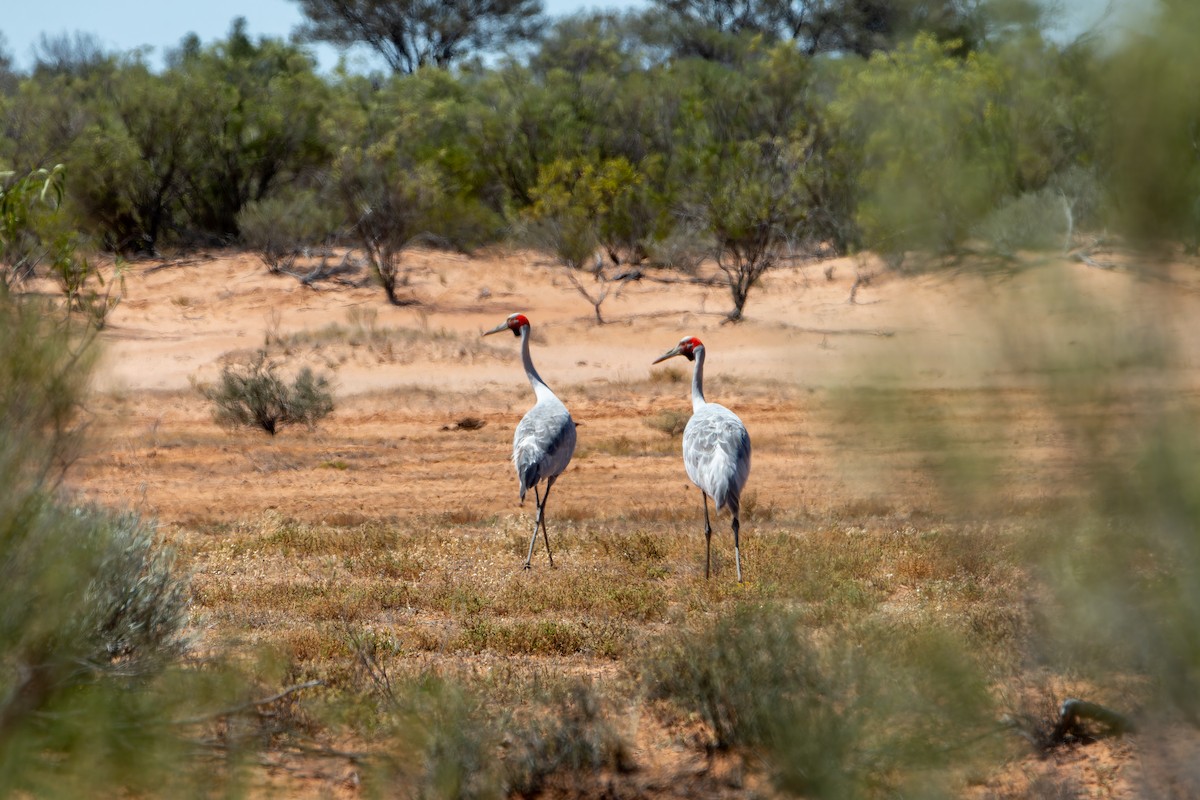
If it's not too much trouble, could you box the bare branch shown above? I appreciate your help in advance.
[174,680,325,726]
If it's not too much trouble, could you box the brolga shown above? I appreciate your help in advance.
[653,337,752,581]
[484,313,577,569]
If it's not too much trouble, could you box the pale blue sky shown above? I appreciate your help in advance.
[0,0,647,70]
[0,0,1151,71]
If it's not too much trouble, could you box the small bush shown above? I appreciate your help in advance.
[369,674,506,800]
[203,351,334,435]
[648,367,686,385]
[363,666,628,799]
[78,509,192,668]
[641,605,997,798]
[644,409,689,437]
[506,681,631,796]
[647,223,711,275]
[974,189,1070,257]
[238,190,338,275]
[0,503,193,791]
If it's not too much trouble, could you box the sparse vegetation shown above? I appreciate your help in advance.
[264,308,499,364]
[203,351,334,435]
[6,0,1200,795]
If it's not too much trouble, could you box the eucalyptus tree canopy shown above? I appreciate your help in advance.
[646,0,1050,60]
[292,0,544,73]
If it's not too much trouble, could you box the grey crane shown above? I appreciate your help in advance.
[653,336,752,581]
[484,313,577,569]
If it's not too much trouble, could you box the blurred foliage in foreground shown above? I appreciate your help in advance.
[0,293,207,795]
[0,170,257,796]
[642,604,998,798]
[837,263,1200,744]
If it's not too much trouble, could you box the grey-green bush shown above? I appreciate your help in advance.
[641,604,996,798]
[238,190,339,274]
[204,351,334,435]
[0,291,209,797]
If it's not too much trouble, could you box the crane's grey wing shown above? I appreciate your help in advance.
[683,404,751,513]
[513,399,577,499]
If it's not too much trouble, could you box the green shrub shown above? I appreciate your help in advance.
[641,605,995,798]
[369,674,506,800]
[832,35,1011,260]
[974,189,1069,257]
[0,298,94,484]
[203,351,334,435]
[505,681,631,796]
[0,165,65,289]
[365,670,628,799]
[238,190,338,274]
[0,292,213,796]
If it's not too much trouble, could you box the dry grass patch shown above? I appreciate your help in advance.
[265,308,506,365]
[226,514,407,558]
[644,409,689,437]
[456,617,628,658]
[575,434,677,458]
[495,570,668,621]
[279,625,358,664]
[158,433,1056,796]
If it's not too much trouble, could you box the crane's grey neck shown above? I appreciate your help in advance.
[520,325,555,402]
[691,344,706,411]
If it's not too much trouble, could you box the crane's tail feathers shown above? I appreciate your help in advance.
[518,463,540,498]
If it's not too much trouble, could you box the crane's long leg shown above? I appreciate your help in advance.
[732,513,742,583]
[539,477,556,568]
[702,493,713,579]
[524,481,557,569]
[524,486,542,569]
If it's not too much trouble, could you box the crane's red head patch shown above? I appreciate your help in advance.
[678,336,703,360]
[653,336,703,364]
[507,313,530,335]
[483,313,531,338]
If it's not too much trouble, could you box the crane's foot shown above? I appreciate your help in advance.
[522,562,532,570]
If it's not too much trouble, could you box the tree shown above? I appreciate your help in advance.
[0,72,93,179]
[168,19,332,243]
[670,44,824,321]
[690,135,814,322]
[637,2,770,64]
[292,0,544,73]
[525,157,654,323]
[830,34,1012,261]
[0,33,18,95]
[1101,0,1200,245]
[30,31,114,77]
[65,61,192,253]
[645,0,1049,60]
[335,145,445,306]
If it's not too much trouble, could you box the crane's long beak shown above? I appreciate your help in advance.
[482,322,509,337]
[652,345,682,364]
